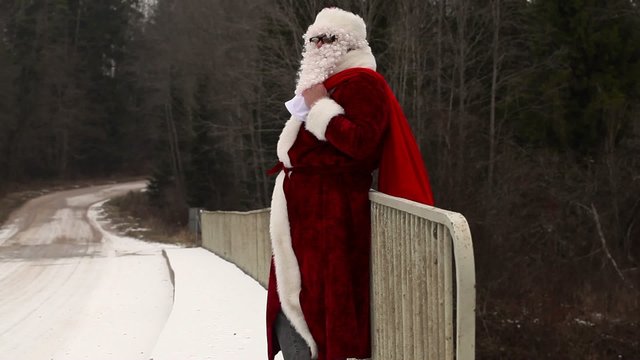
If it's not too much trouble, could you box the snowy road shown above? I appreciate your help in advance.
[0,182,175,360]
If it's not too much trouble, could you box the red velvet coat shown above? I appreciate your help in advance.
[267,68,390,360]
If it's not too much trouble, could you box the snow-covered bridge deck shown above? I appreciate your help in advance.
[151,247,272,360]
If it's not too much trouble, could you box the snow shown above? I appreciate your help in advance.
[0,221,18,246]
[125,227,151,232]
[573,318,596,327]
[48,253,174,360]
[67,192,107,207]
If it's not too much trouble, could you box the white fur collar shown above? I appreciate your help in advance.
[332,46,377,75]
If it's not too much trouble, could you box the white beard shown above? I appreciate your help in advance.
[294,41,350,95]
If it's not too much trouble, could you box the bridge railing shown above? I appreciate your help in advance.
[200,208,271,287]
[200,191,475,360]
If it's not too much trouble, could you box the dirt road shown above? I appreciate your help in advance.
[0,182,175,360]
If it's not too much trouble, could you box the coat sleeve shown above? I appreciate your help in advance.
[304,73,389,160]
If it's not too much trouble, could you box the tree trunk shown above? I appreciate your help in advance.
[489,0,501,192]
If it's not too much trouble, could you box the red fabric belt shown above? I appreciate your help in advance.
[267,161,371,176]
[267,162,290,176]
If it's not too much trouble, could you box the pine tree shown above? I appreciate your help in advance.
[514,0,640,153]
[186,75,216,209]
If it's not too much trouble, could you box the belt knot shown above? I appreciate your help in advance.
[267,161,291,176]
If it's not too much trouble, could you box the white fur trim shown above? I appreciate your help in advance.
[270,172,319,358]
[277,117,302,168]
[333,47,377,74]
[305,98,345,141]
[309,8,367,44]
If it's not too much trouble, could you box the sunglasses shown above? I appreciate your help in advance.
[309,34,337,45]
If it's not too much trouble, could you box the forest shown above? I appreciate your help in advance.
[0,0,639,357]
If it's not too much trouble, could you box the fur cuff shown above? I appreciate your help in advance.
[305,98,344,141]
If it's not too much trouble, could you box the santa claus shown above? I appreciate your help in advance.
[266,7,434,360]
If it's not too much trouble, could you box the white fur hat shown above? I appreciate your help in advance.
[305,7,368,46]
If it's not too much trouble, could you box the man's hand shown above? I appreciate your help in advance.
[302,84,328,108]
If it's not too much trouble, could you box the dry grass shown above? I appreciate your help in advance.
[478,307,638,360]
[103,191,196,246]
[476,259,639,359]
